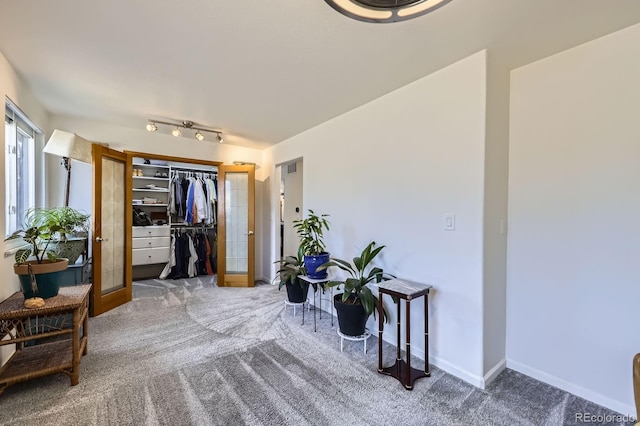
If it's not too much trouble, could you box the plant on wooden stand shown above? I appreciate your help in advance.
[293,209,330,279]
[5,207,76,299]
[317,241,394,336]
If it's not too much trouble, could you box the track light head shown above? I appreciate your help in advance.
[146,119,224,143]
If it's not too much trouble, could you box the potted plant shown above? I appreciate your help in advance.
[5,207,72,299]
[318,241,394,336]
[274,247,310,304]
[293,209,330,279]
[30,206,91,264]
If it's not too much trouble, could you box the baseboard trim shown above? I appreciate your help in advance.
[482,359,506,388]
[506,359,635,416]
[429,355,485,388]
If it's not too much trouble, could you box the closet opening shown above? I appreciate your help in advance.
[126,152,222,284]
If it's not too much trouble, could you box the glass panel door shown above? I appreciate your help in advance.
[92,145,131,315]
[217,164,255,287]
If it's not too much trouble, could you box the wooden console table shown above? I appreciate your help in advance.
[377,279,432,390]
[0,284,91,395]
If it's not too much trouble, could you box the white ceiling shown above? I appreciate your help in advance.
[1,1,639,149]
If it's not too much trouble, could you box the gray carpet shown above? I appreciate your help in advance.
[0,278,631,425]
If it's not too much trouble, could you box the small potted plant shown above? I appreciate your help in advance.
[274,247,309,304]
[293,209,330,279]
[5,207,72,299]
[317,241,394,336]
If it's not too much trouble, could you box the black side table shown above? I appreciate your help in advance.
[377,279,432,390]
[298,275,334,332]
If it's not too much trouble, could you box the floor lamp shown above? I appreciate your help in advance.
[43,130,93,207]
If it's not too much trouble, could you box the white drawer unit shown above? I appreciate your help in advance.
[133,226,171,238]
[132,225,171,266]
[132,246,171,266]
[132,236,170,249]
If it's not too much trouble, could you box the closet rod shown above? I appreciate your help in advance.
[171,165,218,173]
[171,225,215,230]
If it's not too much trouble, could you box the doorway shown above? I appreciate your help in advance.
[278,158,303,259]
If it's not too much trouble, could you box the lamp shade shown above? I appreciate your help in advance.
[43,129,93,163]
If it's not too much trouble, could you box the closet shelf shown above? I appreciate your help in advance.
[133,188,170,193]
[132,176,170,181]
[132,203,168,207]
[132,163,170,169]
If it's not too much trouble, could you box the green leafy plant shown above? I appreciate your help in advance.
[293,209,330,256]
[30,206,90,241]
[318,241,394,321]
[4,207,90,264]
[274,247,307,290]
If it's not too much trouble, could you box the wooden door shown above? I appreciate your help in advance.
[91,145,131,315]
[217,164,255,287]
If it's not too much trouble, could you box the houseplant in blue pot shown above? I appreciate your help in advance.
[317,241,393,336]
[293,209,330,279]
[5,208,70,299]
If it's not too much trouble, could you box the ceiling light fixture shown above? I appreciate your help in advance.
[146,119,223,142]
[324,0,452,23]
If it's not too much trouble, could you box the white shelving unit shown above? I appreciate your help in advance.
[132,163,171,226]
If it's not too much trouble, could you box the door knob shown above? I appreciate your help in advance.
[247,231,254,236]
[95,237,103,242]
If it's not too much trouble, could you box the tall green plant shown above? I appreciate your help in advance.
[318,241,394,321]
[293,209,330,256]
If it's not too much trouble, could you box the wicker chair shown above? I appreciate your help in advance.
[634,354,640,425]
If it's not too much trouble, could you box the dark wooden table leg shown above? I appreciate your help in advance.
[425,293,430,376]
[406,298,411,388]
[396,296,401,363]
[378,292,384,372]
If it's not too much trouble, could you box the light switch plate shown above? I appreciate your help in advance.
[444,214,455,231]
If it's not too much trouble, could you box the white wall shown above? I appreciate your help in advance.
[0,51,50,363]
[264,51,489,384]
[507,23,640,415]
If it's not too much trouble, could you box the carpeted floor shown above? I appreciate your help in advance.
[0,278,632,425]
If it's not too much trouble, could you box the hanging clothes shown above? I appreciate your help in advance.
[160,234,176,279]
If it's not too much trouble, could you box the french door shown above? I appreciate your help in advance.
[91,145,131,315]
[217,164,255,287]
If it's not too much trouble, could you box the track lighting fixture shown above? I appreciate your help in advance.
[324,0,453,23]
[146,119,223,143]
